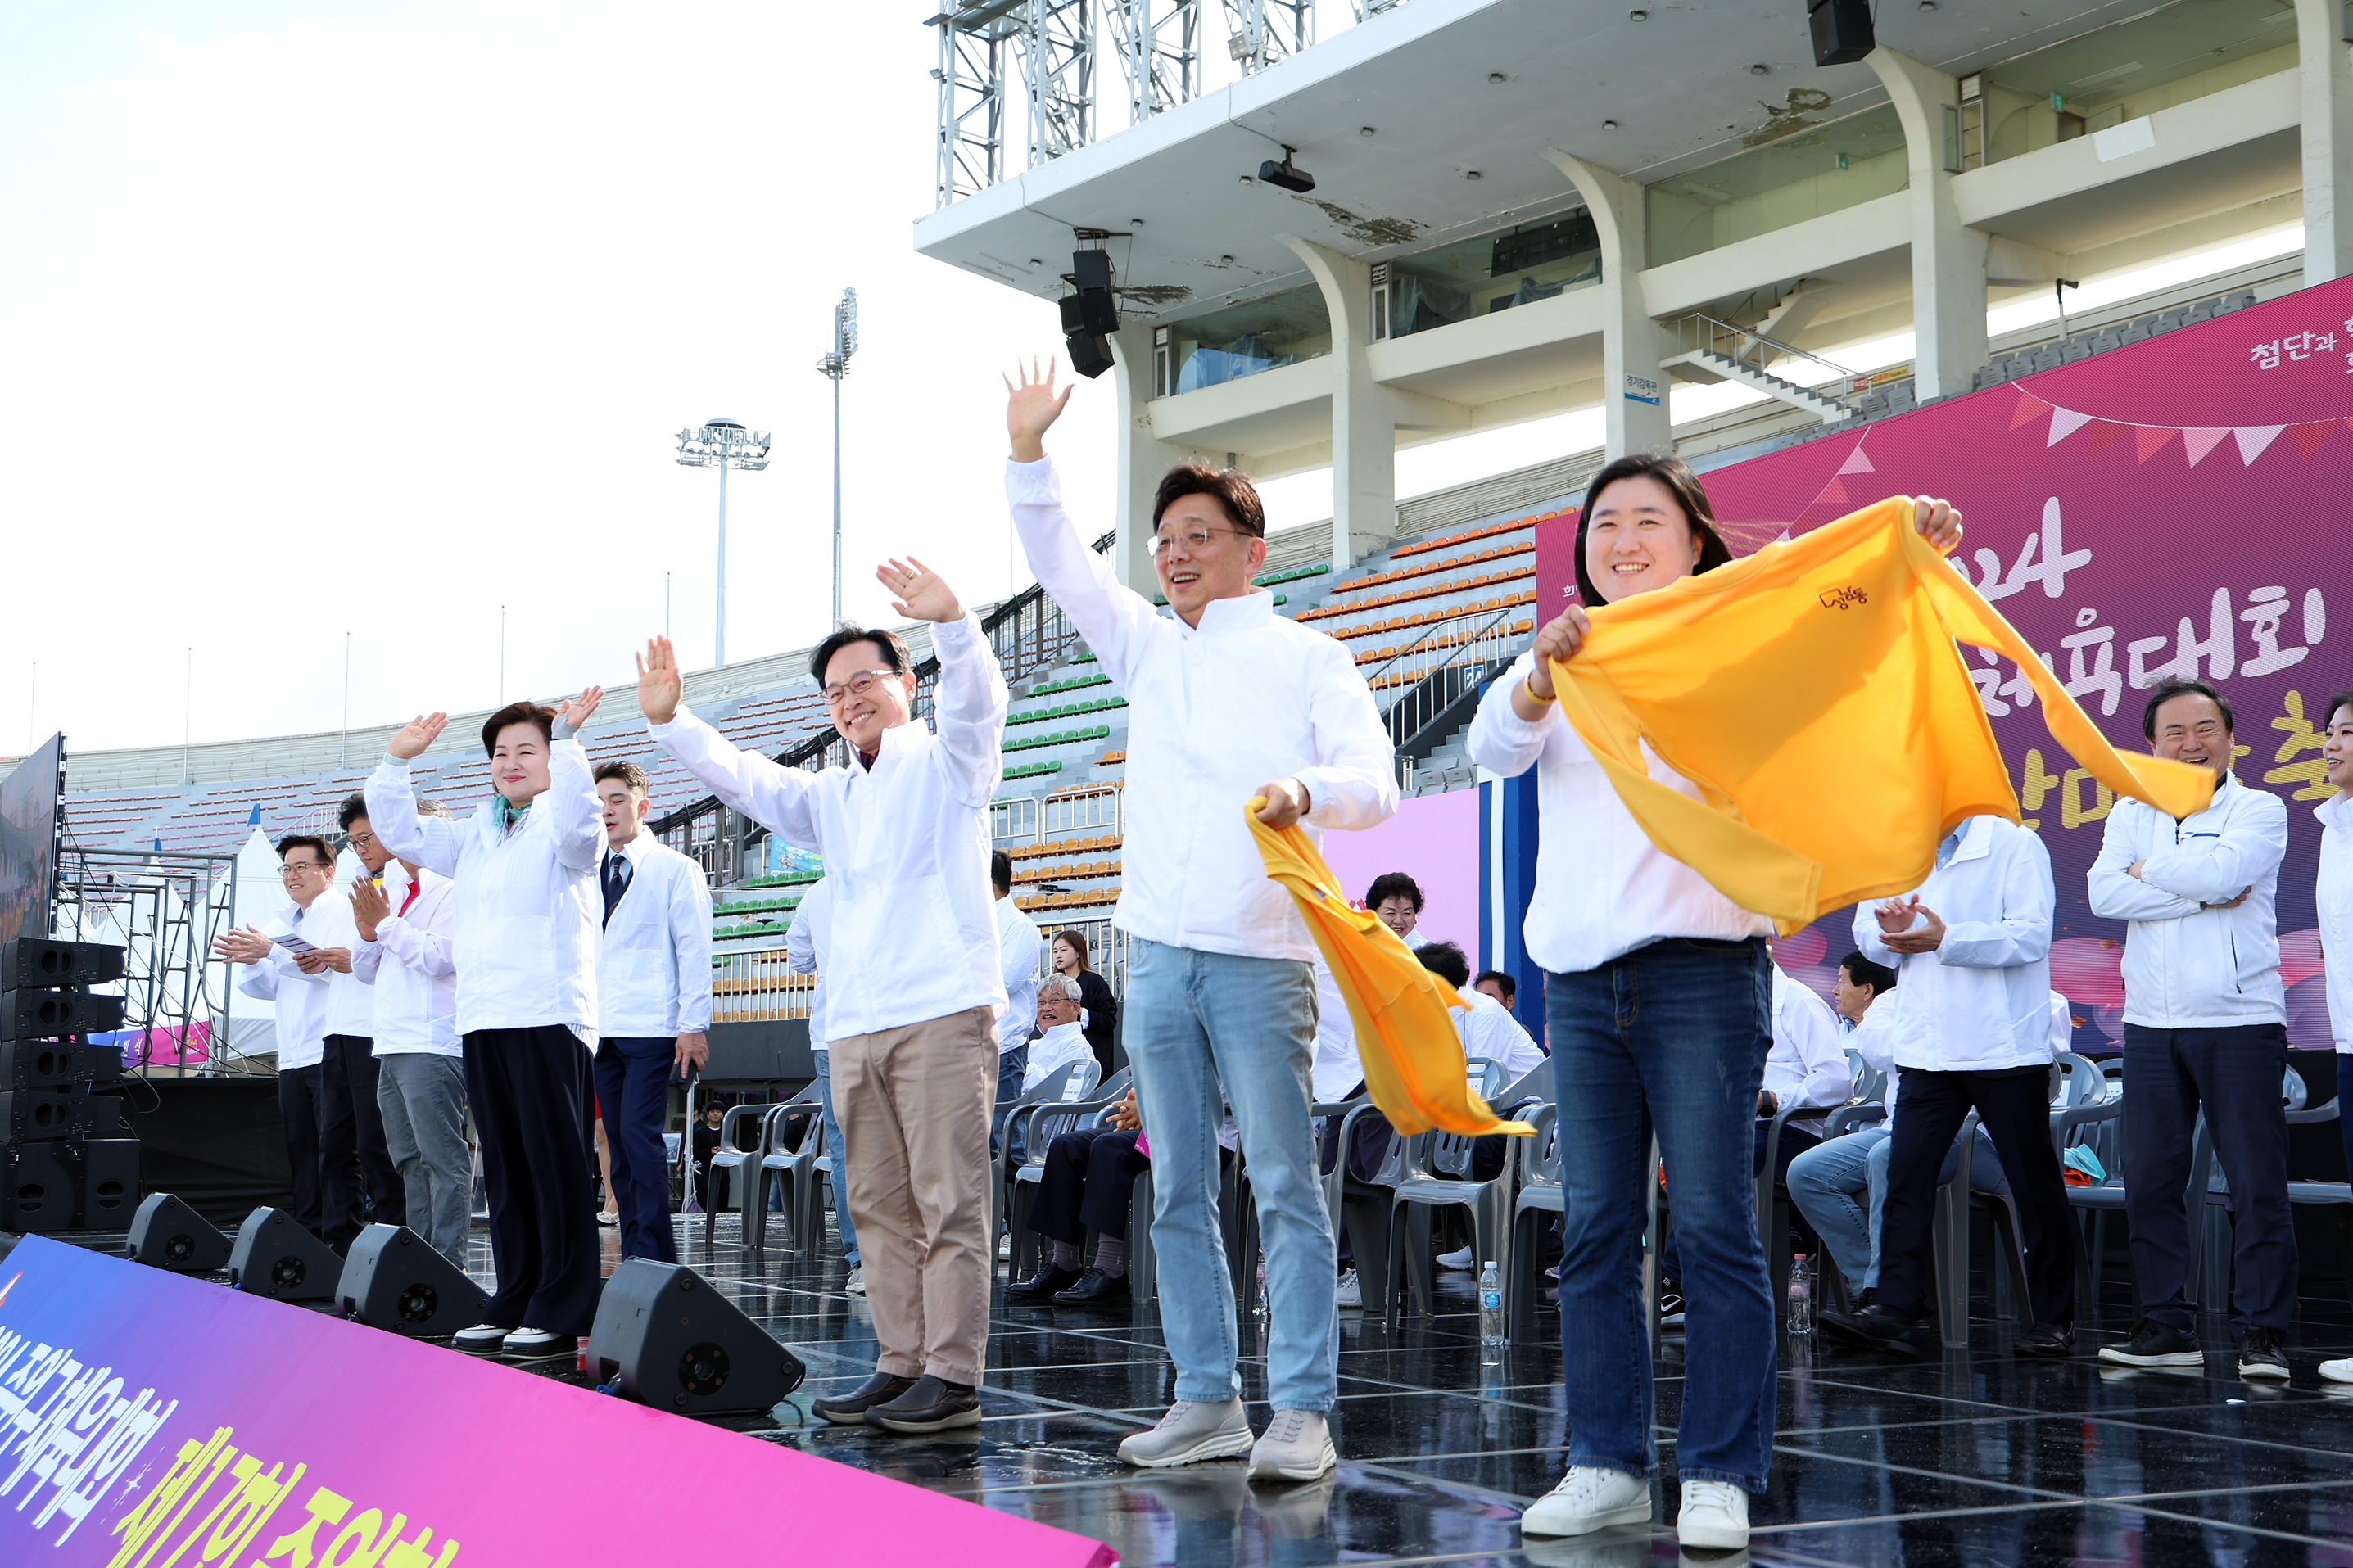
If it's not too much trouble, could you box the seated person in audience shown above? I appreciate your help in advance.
[1310,957,1389,1309]
[1473,969,1518,1011]
[1419,940,1548,1271]
[1050,928,1120,1077]
[1655,961,1852,1323]
[1008,1087,1148,1306]
[691,1100,729,1212]
[1368,871,1430,948]
[1007,977,1100,1168]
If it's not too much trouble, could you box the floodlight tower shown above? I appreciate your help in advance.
[816,289,859,626]
[675,418,773,667]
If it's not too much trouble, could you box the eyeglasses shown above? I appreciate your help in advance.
[279,861,330,878]
[823,669,899,707]
[1148,525,1251,559]
[346,831,376,850]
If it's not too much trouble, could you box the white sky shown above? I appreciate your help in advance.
[1,5,2308,756]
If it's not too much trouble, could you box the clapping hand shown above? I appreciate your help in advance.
[636,638,685,725]
[1006,357,1075,463]
[557,685,604,731]
[212,926,273,965]
[388,712,448,761]
[878,557,965,625]
[1880,901,1948,955]
[347,875,390,939]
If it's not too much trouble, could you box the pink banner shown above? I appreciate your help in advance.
[1319,789,1482,956]
[1537,282,2350,1037]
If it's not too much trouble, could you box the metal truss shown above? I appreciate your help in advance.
[931,2,1016,206]
[1223,0,1312,74]
[1024,0,1096,165]
[1108,0,1201,124]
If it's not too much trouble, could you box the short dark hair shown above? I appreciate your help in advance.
[481,700,556,757]
[1152,463,1266,539]
[1839,951,1898,996]
[809,623,912,690]
[2328,687,2353,729]
[2141,679,2233,742]
[275,834,333,868]
[1473,969,1517,1004]
[1051,927,1093,969]
[336,793,369,832]
[1366,872,1424,913]
[594,760,651,793]
[991,850,1013,893]
[1572,453,1735,607]
[1417,939,1472,989]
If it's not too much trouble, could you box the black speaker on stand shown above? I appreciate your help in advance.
[2,936,134,1232]
[228,1206,345,1301]
[126,1192,234,1272]
[588,1259,807,1416]
[337,1222,487,1337]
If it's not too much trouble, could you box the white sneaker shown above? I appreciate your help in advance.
[998,1234,1012,1258]
[845,1267,866,1296]
[1436,1246,1474,1271]
[2322,1357,2353,1385]
[1677,1479,1750,1549]
[1248,1408,1337,1482]
[1335,1269,1363,1308]
[451,1323,510,1353]
[1521,1466,1651,1537]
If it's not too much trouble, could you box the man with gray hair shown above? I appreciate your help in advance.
[1025,974,1096,1091]
[347,795,469,1266]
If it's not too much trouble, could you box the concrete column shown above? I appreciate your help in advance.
[1868,47,1988,400]
[2296,0,2353,285]
[1284,236,1397,568]
[1541,150,1672,458]
[1106,323,1188,593]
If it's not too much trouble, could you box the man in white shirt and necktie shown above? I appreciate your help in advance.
[347,796,468,1266]
[591,760,713,1265]
[640,555,1009,1435]
[1007,364,1399,1483]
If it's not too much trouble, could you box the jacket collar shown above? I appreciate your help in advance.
[2319,792,2352,832]
[1178,588,1276,638]
[1948,814,1997,867]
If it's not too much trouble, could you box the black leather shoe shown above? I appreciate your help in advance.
[2017,1322,2077,1359]
[1008,1263,1084,1303]
[811,1371,918,1426]
[1053,1268,1132,1305]
[869,1374,984,1434]
[1818,1304,1928,1358]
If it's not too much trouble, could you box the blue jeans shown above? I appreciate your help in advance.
[1125,937,1334,1412]
[1545,936,1776,1493]
[815,1049,859,1267]
[1785,1122,2008,1293]
[993,1043,1029,1164]
[593,1036,681,1264]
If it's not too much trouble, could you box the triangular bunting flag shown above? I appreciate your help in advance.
[2182,427,2232,466]
[2133,425,2177,463]
[2086,420,2129,456]
[1816,477,1849,505]
[2233,425,2284,465]
[2046,409,2093,447]
[2291,420,2337,460]
[1835,444,1876,476]
[2009,389,2049,431]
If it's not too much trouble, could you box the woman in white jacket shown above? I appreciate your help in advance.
[2311,687,2353,1384]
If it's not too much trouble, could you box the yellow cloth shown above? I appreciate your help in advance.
[1549,496,2215,930]
[1247,803,1532,1138]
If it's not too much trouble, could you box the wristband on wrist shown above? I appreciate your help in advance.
[1524,673,1554,706]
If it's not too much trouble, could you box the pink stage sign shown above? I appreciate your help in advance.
[0,1236,1116,1567]
[1537,279,2351,1035]
[1318,790,1481,955]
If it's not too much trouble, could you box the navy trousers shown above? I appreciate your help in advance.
[595,1036,682,1263]
[277,1063,326,1241]
[466,1024,603,1335]
[322,1033,403,1249]
[1031,1127,1151,1244]
[2122,1022,2296,1332]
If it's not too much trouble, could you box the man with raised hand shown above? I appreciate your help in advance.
[366,687,608,1360]
[638,555,1009,1436]
[1005,360,1399,1484]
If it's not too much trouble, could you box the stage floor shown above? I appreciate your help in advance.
[489,1217,2353,1566]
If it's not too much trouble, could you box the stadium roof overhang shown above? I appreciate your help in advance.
[912,0,2186,326]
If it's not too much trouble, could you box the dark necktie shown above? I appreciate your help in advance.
[602,852,633,928]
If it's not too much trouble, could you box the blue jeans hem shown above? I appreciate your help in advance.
[1564,1454,1654,1482]
[1675,1466,1764,1493]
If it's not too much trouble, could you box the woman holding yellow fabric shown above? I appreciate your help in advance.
[1470,454,1960,1551]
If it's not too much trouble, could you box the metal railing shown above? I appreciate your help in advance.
[710,953,816,1023]
[1674,312,1858,406]
[1379,609,1523,761]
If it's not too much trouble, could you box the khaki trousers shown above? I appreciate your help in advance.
[830,1004,998,1385]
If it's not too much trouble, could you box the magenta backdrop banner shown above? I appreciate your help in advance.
[1320,790,1482,956]
[1536,279,2350,1036]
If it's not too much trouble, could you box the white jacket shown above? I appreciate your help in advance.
[1764,969,1851,1113]
[995,892,1042,1055]
[1466,650,1772,973]
[1310,958,1364,1105]
[785,876,830,1051]
[351,865,459,1058]
[596,836,713,1039]
[649,610,1008,1042]
[1855,814,2057,1072]
[1455,987,1546,1085]
[2088,772,2287,1028]
[1024,1020,1095,1091]
[1006,457,1399,962]
[2317,793,2351,1052]
[1854,984,2070,1121]
[366,738,605,1047]
[234,892,345,1070]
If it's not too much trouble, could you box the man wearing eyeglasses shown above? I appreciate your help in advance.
[639,554,1010,1436]
[213,834,360,1249]
[1003,361,1399,1484]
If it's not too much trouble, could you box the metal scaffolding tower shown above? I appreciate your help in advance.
[1109,0,1201,124]
[1223,0,1312,74]
[1025,0,1096,166]
[931,2,1016,206]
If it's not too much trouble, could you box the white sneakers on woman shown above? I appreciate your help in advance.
[1520,1469,1749,1550]
[1674,1480,1751,1548]
[2321,1357,2353,1385]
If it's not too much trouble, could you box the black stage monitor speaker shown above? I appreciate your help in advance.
[1,987,126,1040]
[1808,0,1875,66]
[0,1090,125,1140]
[589,1258,807,1416]
[229,1206,344,1301]
[2,937,126,991]
[75,1139,139,1227]
[1,1142,77,1232]
[338,1222,487,1338]
[127,1192,234,1272]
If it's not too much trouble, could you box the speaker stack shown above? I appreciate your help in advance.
[1,938,137,1233]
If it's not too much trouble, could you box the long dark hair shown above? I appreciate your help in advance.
[1572,453,1735,606]
[1051,928,1093,971]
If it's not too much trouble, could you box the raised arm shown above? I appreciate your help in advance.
[1005,360,1165,689]
[369,714,463,877]
[640,638,824,852]
[1937,831,2056,970]
[2088,805,2201,921]
[1296,640,1400,832]
[878,558,1007,809]
[2134,788,2288,905]
[544,687,606,875]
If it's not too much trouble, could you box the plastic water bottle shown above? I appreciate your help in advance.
[1788,1254,1815,1337]
[1255,1262,1270,1331]
[1478,1263,1505,1357]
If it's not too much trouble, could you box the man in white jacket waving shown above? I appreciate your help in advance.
[2091,679,2295,1380]
[640,555,1008,1435]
